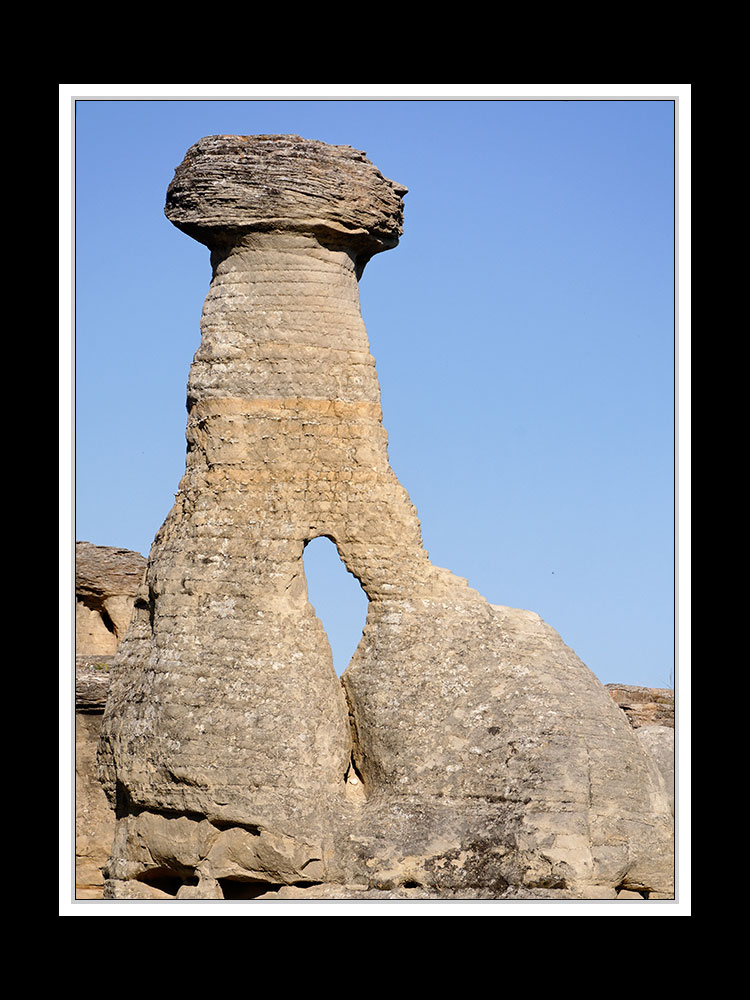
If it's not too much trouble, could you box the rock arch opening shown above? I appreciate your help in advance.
[302,536,369,676]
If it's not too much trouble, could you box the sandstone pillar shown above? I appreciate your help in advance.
[98,135,673,899]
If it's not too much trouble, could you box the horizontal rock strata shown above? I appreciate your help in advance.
[75,543,146,897]
[76,542,147,656]
[606,684,675,729]
[97,136,674,900]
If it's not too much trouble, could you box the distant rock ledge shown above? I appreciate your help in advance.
[605,684,674,730]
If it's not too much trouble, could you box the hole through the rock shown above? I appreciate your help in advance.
[302,536,368,676]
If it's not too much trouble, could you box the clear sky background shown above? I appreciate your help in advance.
[71,89,681,690]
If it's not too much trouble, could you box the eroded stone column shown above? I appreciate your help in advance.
[98,135,673,899]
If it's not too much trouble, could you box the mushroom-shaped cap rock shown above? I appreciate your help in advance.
[165,134,408,258]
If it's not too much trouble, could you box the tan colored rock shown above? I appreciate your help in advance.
[605,686,675,818]
[75,542,146,898]
[76,542,147,654]
[636,725,675,814]
[98,135,674,900]
[76,600,117,656]
[606,684,675,729]
[75,712,116,897]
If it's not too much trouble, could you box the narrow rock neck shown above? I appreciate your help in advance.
[189,232,382,408]
[178,230,447,603]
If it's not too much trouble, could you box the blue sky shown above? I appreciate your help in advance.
[69,89,682,690]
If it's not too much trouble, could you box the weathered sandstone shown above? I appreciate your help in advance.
[96,135,674,900]
[606,684,675,730]
[75,542,146,897]
[604,686,675,814]
[635,726,675,815]
[76,542,147,655]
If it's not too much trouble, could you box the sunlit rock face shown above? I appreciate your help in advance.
[76,542,147,897]
[97,135,674,900]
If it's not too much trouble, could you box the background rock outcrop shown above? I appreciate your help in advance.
[94,136,674,900]
[76,542,146,656]
[606,684,674,730]
[75,542,146,898]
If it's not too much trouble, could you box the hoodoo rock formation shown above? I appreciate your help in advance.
[97,135,674,899]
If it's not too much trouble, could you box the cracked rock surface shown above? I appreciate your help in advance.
[97,135,674,900]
